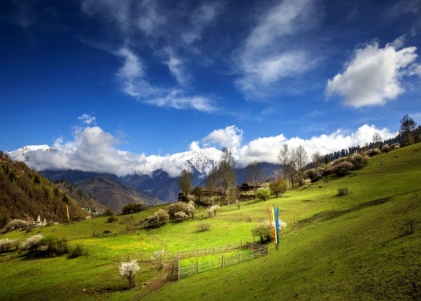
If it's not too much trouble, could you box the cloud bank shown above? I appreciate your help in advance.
[12,116,396,177]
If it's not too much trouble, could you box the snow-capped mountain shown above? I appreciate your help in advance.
[168,146,222,175]
[8,145,58,163]
[8,144,222,178]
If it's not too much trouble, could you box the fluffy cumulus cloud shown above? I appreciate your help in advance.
[326,40,419,107]
[235,0,319,96]
[81,0,220,113]
[11,116,396,176]
[202,126,243,154]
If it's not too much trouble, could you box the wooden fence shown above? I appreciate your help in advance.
[176,243,268,279]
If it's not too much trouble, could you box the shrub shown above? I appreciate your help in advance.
[198,222,211,231]
[365,148,382,157]
[37,235,69,256]
[337,188,350,196]
[349,154,370,170]
[122,203,146,215]
[174,211,189,221]
[391,143,400,150]
[381,144,391,153]
[304,168,324,182]
[107,215,118,223]
[21,234,44,253]
[4,219,28,232]
[251,222,272,244]
[145,209,169,228]
[68,245,84,258]
[332,161,354,176]
[0,238,19,253]
[167,201,195,220]
[206,204,220,218]
[151,249,165,269]
[256,188,271,201]
[120,260,140,288]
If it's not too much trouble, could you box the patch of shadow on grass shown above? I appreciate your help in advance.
[293,197,391,229]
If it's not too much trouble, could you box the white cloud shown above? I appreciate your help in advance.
[202,126,243,153]
[78,114,96,125]
[148,89,216,113]
[235,124,396,167]
[326,41,418,107]
[11,121,396,177]
[235,0,319,96]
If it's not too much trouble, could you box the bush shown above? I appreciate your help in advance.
[198,222,211,231]
[174,211,189,221]
[304,168,324,182]
[251,222,272,244]
[256,188,271,201]
[120,260,140,288]
[332,161,354,176]
[107,215,118,223]
[337,188,350,196]
[122,203,146,215]
[167,201,195,220]
[206,204,220,218]
[381,144,391,153]
[365,148,382,157]
[68,245,84,258]
[145,209,169,228]
[0,238,19,253]
[349,154,370,170]
[37,235,69,256]
[3,219,28,232]
[21,234,44,253]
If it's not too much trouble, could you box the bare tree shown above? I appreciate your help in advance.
[205,149,237,203]
[400,114,417,145]
[178,169,193,198]
[245,160,262,193]
[311,151,322,168]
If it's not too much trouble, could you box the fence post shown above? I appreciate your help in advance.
[196,260,199,275]
[221,254,224,268]
[177,258,180,280]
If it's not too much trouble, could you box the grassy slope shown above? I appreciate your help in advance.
[0,144,420,300]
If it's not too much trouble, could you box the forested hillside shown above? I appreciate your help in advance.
[0,151,88,228]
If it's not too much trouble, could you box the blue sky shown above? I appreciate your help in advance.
[1,0,421,173]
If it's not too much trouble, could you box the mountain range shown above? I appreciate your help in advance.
[8,145,281,208]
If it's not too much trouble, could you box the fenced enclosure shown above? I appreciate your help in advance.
[176,242,268,279]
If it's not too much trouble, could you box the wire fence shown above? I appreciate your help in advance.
[176,243,268,279]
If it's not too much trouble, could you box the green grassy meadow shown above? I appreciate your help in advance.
[1,144,420,300]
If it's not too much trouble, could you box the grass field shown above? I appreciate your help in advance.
[1,143,420,300]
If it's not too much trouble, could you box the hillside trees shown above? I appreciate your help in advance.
[245,161,262,193]
[400,114,417,145]
[269,177,287,198]
[277,144,308,188]
[178,169,193,200]
[205,149,237,203]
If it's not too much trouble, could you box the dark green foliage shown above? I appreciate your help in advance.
[251,223,273,244]
[68,245,84,258]
[107,215,118,223]
[337,188,350,196]
[121,202,146,214]
[37,235,69,257]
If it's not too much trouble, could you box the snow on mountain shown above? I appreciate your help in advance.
[169,145,222,175]
[8,144,222,178]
